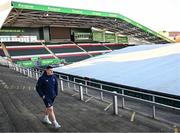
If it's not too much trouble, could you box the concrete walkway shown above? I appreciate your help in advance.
[0,65,177,132]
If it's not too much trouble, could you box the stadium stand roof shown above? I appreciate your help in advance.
[0,1,175,44]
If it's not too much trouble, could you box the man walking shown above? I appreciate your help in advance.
[36,65,61,129]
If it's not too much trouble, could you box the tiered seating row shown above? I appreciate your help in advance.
[46,43,114,63]
[57,54,90,63]
[3,42,128,64]
[4,42,43,46]
[5,45,50,62]
[47,44,83,53]
[7,46,49,56]
[103,43,128,50]
[78,43,109,51]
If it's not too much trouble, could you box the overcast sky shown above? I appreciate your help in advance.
[1,0,180,31]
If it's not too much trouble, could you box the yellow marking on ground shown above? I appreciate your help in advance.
[174,127,179,133]
[130,112,136,122]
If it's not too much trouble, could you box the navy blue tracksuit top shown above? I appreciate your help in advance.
[36,72,58,98]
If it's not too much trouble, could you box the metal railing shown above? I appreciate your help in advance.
[74,77,180,105]
[67,77,180,110]
[57,73,180,126]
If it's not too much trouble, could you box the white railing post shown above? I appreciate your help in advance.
[29,69,32,77]
[23,68,25,75]
[73,78,76,91]
[122,89,125,109]
[113,91,118,115]
[60,78,64,91]
[16,65,18,72]
[100,84,103,100]
[35,70,39,80]
[152,96,156,118]
[38,70,41,77]
[30,69,32,78]
[67,76,70,88]
[33,70,36,79]
[31,70,34,78]
[20,67,22,73]
[33,70,35,79]
[79,83,84,101]
[12,64,15,70]
[85,80,88,95]
[18,65,20,72]
[27,68,30,77]
[18,66,20,72]
[19,66,21,73]
[21,67,23,74]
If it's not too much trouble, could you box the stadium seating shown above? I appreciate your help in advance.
[4,42,51,61]
[7,47,49,56]
[3,41,129,64]
[103,43,128,50]
[46,42,116,63]
[57,54,90,63]
[78,43,110,51]
[4,42,43,46]
[47,44,83,53]
[46,43,89,63]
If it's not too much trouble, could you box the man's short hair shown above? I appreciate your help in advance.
[46,65,53,69]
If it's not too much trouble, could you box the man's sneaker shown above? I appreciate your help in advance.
[42,118,52,125]
[54,122,61,129]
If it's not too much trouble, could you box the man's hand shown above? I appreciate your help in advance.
[42,95,45,99]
